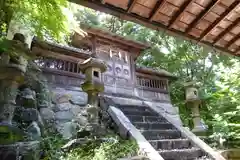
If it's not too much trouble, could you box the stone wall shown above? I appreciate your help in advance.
[45,85,88,139]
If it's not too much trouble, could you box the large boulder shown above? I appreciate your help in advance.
[55,111,74,122]
[39,108,55,121]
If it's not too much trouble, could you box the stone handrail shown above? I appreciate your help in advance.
[144,102,226,160]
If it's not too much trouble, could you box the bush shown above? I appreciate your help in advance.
[62,135,138,160]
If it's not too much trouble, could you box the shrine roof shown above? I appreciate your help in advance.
[136,65,177,79]
[73,0,240,57]
[80,24,150,51]
[31,37,91,60]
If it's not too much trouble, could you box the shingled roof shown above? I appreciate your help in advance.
[73,0,240,57]
[136,65,177,79]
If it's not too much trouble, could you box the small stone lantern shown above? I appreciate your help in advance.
[78,57,107,125]
[184,81,207,135]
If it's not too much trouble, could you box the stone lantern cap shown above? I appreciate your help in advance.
[78,57,107,74]
[183,81,199,88]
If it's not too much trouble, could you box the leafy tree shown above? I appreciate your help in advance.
[0,0,68,40]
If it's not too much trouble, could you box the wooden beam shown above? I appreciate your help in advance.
[149,0,165,21]
[72,0,239,57]
[225,34,240,49]
[168,0,192,28]
[213,18,240,44]
[32,47,84,63]
[185,0,220,33]
[200,1,240,41]
[127,0,138,13]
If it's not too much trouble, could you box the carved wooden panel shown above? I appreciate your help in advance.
[96,42,133,90]
[103,74,115,86]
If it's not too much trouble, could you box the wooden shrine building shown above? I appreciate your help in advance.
[31,25,176,103]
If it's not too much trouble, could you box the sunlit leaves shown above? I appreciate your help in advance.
[0,0,69,41]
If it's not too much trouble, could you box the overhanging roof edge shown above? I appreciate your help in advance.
[71,0,239,57]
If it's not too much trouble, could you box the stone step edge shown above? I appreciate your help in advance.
[118,105,148,108]
[148,138,189,142]
[140,129,179,132]
[158,147,201,153]
[127,115,165,118]
[122,111,157,115]
[133,122,171,125]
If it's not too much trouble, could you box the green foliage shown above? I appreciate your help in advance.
[40,130,66,160]
[62,136,138,160]
[0,0,68,41]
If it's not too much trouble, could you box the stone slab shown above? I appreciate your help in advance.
[55,111,74,121]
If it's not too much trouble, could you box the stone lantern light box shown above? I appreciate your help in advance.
[184,81,200,101]
[79,58,107,83]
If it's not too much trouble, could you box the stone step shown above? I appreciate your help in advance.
[149,139,192,150]
[141,129,181,140]
[133,122,174,130]
[118,105,150,112]
[121,109,158,116]
[126,115,167,123]
[158,148,203,160]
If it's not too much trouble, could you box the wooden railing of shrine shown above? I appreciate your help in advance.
[35,57,80,75]
[136,75,168,93]
[135,72,170,102]
[34,57,85,78]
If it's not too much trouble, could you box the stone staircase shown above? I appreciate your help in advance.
[117,104,209,160]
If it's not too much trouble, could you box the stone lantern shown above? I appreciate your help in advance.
[78,57,107,125]
[184,81,207,135]
[0,33,30,144]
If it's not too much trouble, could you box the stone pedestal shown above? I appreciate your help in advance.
[184,81,207,135]
[78,57,107,131]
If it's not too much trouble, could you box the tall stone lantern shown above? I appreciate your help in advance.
[0,33,30,144]
[184,81,207,135]
[78,57,107,125]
